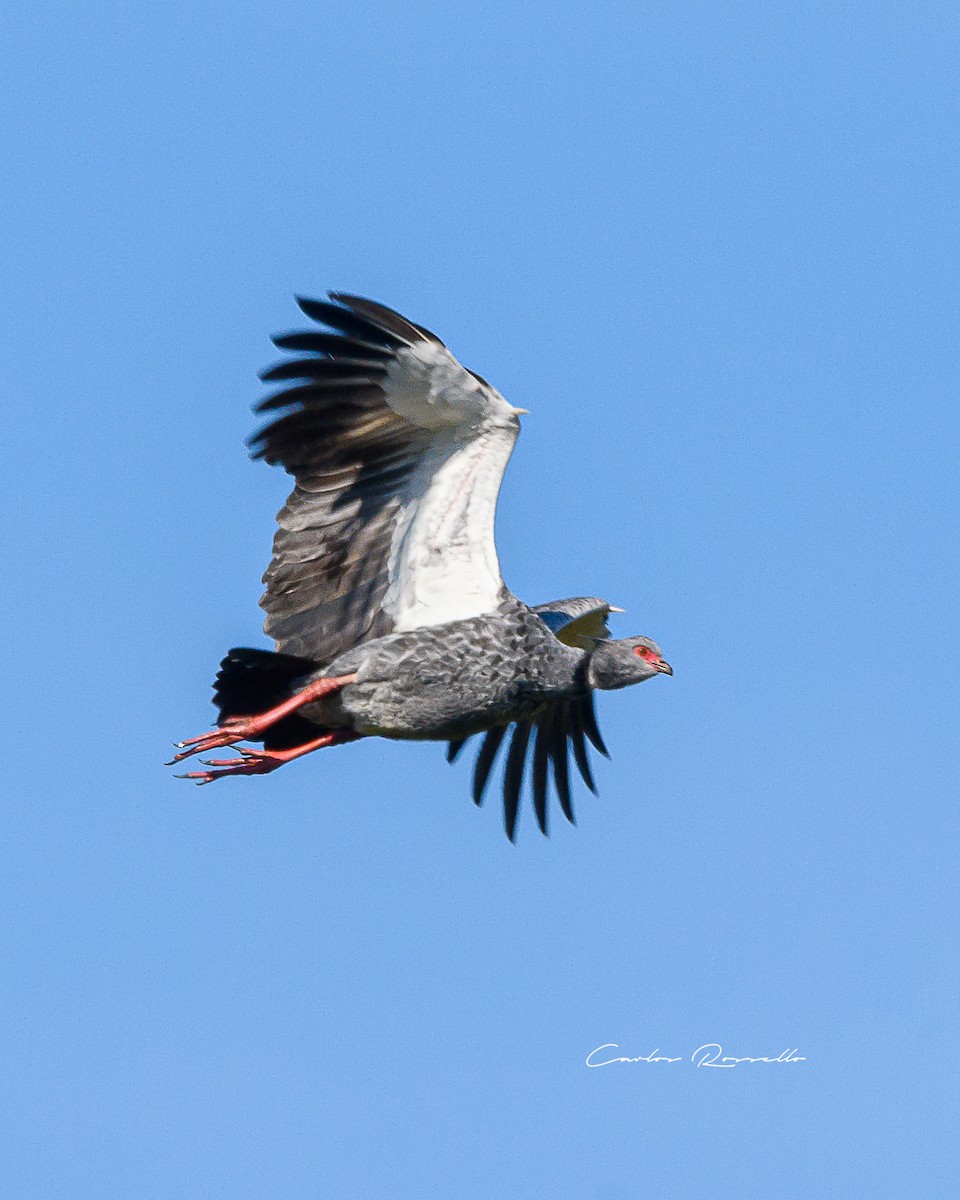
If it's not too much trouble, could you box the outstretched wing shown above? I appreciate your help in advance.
[446,597,616,840]
[253,293,522,663]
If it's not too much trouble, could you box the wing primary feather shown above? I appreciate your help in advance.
[259,358,389,384]
[264,331,391,357]
[473,725,507,807]
[247,391,390,461]
[328,292,441,344]
[270,330,393,358]
[548,713,575,826]
[503,722,532,843]
[581,692,610,758]
[294,296,406,347]
[531,711,552,836]
[254,381,385,414]
[447,738,469,763]
[568,703,598,795]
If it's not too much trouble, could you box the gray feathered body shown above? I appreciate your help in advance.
[301,593,587,741]
[173,294,671,840]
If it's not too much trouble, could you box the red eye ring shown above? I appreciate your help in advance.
[634,646,658,662]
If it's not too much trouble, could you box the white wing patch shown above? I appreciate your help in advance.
[372,340,520,630]
[385,423,518,629]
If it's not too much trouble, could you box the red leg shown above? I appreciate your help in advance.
[175,730,363,786]
[168,672,358,764]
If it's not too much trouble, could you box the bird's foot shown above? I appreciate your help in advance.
[173,731,361,785]
[175,744,300,782]
[166,718,259,764]
[175,745,290,784]
[167,672,359,765]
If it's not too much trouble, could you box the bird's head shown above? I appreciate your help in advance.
[586,636,673,691]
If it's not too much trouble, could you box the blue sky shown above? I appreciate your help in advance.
[2,2,957,1196]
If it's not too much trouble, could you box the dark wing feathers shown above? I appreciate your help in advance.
[503,723,533,842]
[270,330,393,359]
[294,295,407,346]
[531,713,552,835]
[253,294,442,663]
[581,692,610,758]
[472,724,507,807]
[446,738,469,764]
[568,700,598,795]
[548,710,575,826]
[259,358,390,385]
[327,291,443,344]
[447,693,606,839]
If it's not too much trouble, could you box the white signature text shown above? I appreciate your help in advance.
[586,1043,806,1069]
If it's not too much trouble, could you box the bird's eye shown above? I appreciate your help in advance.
[634,645,656,661]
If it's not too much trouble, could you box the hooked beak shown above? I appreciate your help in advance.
[654,659,673,676]
[510,406,529,417]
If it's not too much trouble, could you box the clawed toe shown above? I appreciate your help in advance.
[169,728,360,786]
[169,676,359,772]
[166,723,248,764]
[173,748,280,784]
[198,751,260,768]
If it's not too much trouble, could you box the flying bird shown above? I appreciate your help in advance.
[170,293,672,838]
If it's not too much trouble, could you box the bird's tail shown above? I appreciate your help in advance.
[213,647,320,748]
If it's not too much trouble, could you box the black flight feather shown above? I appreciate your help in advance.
[568,703,598,795]
[295,296,406,347]
[328,292,440,345]
[531,713,552,835]
[581,692,610,758]
[259,357,389,384]
[503,722,532,842]
[270,330,392,358]
[473,725,507,806]
[446,738,469,764]
[254,380,386,414]
[549,717,575,826]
